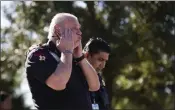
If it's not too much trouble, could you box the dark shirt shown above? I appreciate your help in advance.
[90,74,110,110]
[25,41,92,110]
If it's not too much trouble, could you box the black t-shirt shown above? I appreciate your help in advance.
[25,41,92,110]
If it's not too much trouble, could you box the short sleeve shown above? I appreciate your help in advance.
[25,48,58,84]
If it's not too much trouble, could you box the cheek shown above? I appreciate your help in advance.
[72,32,78,40]
[92,60,100,68]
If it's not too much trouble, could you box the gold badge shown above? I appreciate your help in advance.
[39,55,46,61]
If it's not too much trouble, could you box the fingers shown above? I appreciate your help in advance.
[68,28,72,41]
[54,24,73,42]
[54,24,61,37]
[61,28,72,41]
[56,27,74,51]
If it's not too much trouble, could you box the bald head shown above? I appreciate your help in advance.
[48,13,78,40]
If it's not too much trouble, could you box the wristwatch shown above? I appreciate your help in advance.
[74,54,85,64]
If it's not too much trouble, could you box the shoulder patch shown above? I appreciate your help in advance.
[26,44,48,62]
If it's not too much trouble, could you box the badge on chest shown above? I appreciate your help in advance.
[92,103,99,110]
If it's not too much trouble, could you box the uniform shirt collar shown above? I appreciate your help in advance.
[47,40,61,57]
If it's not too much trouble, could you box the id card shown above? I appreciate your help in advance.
[92,103,99,110]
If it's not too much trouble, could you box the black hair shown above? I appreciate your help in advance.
[83,37,111,55]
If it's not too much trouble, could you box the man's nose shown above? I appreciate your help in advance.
[77,30,82,36]
[100,62,106,69]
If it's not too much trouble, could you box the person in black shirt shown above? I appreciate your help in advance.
[25,13,100,110]
[83,37,111,110]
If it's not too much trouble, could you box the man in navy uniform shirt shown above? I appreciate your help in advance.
[83,37,111,110]
[25,13,100,109]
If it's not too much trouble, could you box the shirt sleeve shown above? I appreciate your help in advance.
[25,48,58,84]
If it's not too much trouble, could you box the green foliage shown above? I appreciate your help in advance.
[1,1,174,109]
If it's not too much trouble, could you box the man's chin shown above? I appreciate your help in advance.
[96,69,102,73]
[74,41,80,47]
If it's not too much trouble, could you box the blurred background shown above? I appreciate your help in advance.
[1,1,175,110]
